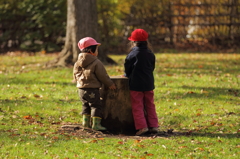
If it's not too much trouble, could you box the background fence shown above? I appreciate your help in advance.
[124,0,240,52]
[1,0,240,53]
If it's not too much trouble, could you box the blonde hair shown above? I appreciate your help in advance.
[127,40,153,53]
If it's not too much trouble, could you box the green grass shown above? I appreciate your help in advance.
[0,53,239,158]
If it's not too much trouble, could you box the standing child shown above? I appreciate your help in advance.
[124,29,159,136]
[73,37,116,131]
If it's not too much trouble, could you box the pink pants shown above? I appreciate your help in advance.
[130,90,159,130]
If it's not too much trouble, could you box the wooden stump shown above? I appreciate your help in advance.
[100,76,135,134]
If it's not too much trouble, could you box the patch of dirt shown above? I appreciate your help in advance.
[58,124,184,139]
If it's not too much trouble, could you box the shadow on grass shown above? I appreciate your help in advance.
[158,85,239,102]
[160,67,240,76]
[0,98,79,106]
[156,55,240,75]
[58,126,240,139]
[156,50,240,54]
[167,131,240,139]
[0,76,73,86]
[188,132,239,138]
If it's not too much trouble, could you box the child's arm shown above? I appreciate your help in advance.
[72,63,77,83]
[95,61,115,88]
[124,55,135,77]
[72,62,83,83]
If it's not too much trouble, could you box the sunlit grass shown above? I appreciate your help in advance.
[0,53,239,158]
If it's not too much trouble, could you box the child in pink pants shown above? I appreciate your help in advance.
[124,29,159,136]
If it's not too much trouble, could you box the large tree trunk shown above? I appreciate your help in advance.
[48,0,114,67]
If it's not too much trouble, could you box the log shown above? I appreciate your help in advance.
[100,76,135,134]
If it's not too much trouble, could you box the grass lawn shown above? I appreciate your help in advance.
[0,52,239,158]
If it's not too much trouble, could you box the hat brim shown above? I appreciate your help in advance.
[80,43,101,51]
[128,37,134,41]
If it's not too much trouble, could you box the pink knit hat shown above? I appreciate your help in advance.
[78,37,101,50]
[128,29,148,41]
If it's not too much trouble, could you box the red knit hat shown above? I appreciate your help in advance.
[128,29,148,41]
[78,37,101,51]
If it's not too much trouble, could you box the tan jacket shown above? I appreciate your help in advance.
[73,53,113,88]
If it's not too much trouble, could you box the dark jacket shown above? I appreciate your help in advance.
[124,45,155,91]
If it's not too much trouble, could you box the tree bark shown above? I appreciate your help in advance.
[100,76,135,135]
[47,0,115,67]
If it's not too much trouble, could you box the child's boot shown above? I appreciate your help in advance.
[82,114,91,128]
[92,117,107,131]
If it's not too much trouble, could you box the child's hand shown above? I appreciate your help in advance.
[109,84,116,90]
[72,79,76,83]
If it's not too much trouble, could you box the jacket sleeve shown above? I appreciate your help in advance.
[94,60,114,87]
[124,53,135,77]
[73,61,83,82]
[73,62,78,82]
[153,54,156,71]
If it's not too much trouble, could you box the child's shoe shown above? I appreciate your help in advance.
[136,128,149,136]
[149,127,159,133]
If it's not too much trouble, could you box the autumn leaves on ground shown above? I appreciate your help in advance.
[0,52,239,158]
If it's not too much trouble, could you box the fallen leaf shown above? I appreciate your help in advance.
[196,113,201,116]
[20,95,27,99]
[147,153,154,156]
[198,148,205,151]
[210,122,215,125]
[179,146,188,149]
[137,145,145,148]
[134,140,141,143]
[52,136,58,140]
[90,140,98,143]
[34,94,41,98]
[23,115,32,119]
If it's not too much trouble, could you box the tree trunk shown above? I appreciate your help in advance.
[100,76,135,135]
[47,0,115,67]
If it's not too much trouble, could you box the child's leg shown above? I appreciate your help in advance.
[86,89,106,130]
[130,91,148,130]
[143,91,158,128]
[79,88,106,130]
[78,89,91,115]
[86,89,102,117]
[78,88,102,117]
